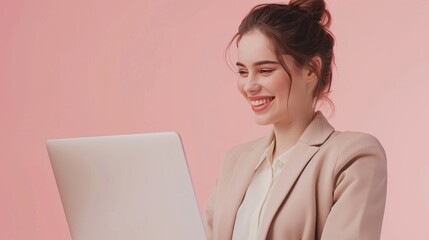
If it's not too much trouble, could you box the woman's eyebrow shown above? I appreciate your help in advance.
[236,60,280,67]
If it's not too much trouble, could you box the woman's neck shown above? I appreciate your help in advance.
[272,111,315,159]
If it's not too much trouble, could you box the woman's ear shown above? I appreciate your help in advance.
[305,56,322,83]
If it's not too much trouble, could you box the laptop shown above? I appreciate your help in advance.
[46,132,207,240]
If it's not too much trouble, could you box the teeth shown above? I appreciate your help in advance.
[250,98,272,106]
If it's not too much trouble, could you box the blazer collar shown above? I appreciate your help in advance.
[217,136,270,240]
[217,111,335,240]
[257,111,335,239]
[298,110,335,147]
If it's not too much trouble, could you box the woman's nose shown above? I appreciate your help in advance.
[243,75,260,93]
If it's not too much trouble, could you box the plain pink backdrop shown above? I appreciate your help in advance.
[1,0,428,239]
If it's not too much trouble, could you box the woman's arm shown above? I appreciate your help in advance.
[321,133,387,240]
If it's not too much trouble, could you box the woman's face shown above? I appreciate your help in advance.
[236,29,315,126]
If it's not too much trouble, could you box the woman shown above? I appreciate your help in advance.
[204,0,387,239]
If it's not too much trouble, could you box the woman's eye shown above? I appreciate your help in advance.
[237,70,248,76]
[260,69,273,74]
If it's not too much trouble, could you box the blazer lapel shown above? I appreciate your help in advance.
[257,111,335,239]
[217,135,272,240]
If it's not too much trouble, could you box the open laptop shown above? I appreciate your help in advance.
[46,132,207,240]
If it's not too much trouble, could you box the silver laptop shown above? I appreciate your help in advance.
[47,132,207,240]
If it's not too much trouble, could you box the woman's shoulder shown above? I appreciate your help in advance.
[218,135,271,171]
[224,136,268,159]
[325,130,387,172]
[328,131,385,153]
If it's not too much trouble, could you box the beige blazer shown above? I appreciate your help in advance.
[204,111,387,240]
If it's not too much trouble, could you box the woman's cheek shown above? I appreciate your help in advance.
[237,79,246,97]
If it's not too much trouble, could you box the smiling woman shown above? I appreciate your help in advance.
[204,0,387,240]
[236,31,316,132]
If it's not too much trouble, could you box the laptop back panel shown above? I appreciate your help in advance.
[47,132,206,240]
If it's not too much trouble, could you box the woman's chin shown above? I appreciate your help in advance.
[253,116,273,126]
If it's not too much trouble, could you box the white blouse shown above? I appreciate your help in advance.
[232,140,295,240]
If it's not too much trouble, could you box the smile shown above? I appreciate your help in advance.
[248,97,275,112]
[250,97,274,106]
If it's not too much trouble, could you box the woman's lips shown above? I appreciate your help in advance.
[248,96,275,112]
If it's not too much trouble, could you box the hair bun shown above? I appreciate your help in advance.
[289,0,330,27]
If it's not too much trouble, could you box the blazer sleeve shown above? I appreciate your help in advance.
[321,133,387,240]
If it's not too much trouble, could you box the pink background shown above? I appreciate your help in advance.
[1,0,428,239]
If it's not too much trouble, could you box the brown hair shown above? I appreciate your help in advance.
[227,0,335,108]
